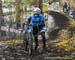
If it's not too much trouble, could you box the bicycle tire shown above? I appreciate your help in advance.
[23,24,34,55]
[27,32,34,55]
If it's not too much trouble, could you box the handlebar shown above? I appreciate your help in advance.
[24,23,32,26]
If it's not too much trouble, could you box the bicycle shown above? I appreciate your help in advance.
[23,24,34,55]
[23,24,46,55]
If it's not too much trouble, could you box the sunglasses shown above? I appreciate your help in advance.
[34,13,39,15]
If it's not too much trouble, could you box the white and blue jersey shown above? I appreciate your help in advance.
[28,14,44,26]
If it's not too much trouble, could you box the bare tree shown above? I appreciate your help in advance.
[0,0,5,37]
[15,0,22,29]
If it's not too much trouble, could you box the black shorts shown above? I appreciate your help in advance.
[33,25,42,35]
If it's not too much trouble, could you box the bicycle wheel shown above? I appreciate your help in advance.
[24,24,34,55]
[28,32,34,55]
[23,31,32,55]
[23,32,28,51]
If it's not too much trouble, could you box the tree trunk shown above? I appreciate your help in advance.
[39,0,43,12]
[34,0,43,12]
[0,0,5,37]
[34,0,39,7]
[15,0,21,29]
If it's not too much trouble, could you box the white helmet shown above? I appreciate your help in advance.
[33,7,41,14]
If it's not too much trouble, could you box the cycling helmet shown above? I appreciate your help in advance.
[33,7,41,15]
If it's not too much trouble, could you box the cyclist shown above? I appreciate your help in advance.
[27,7,46,50]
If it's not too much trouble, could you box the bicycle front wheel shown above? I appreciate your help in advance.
[28,32,34,55]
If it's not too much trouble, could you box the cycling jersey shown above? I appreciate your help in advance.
[28,14,44,26]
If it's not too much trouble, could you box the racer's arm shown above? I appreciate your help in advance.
[42,20,45,27]
[27,16,31,24]
[41,15,45,27]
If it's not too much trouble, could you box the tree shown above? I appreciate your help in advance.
[0,0,5,37]
[15,0,33,28]
[15,0,22,28]
[3,0,14,21]
[23,0,33,6]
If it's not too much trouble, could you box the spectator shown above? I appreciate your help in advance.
[63,2,68,13]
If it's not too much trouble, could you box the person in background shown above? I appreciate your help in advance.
[63,2,68,13]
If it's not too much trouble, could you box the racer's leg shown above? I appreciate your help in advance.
[34,35,38,50]
[41,32,46,49]
[33,26,38,50]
